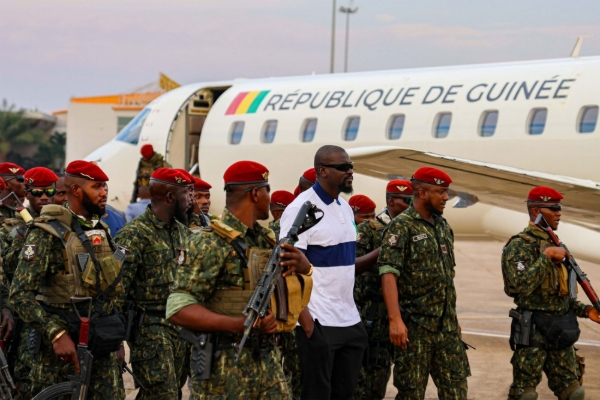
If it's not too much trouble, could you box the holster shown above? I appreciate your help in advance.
[27,328,42,356]
[124,302,144,343]
[509,309,533,351]
[179,329,214,381]
[366,340,391,369]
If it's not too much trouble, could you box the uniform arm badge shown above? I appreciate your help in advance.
[22,244,37,261]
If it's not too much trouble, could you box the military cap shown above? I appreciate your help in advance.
[349,194,376,214]
[194,178,212,192]
[0,162,25,177]
[528,186,563,203]
[386,179,413,195]
[151,168,193,187]
[293,186,301,198]
[141,144,155,160]
[24,167,59,187]
[65,160,109,181]
[223,160,269,188]
[270,190,294,207]
[301,168,317,184]
[0,177,6,191]
[411,167,452,187]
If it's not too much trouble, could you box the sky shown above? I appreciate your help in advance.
[2,0,600,112]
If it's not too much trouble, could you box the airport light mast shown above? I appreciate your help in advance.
[339,2,358,73]
[330,0,337,73]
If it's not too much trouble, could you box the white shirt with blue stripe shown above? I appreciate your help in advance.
[280,182,360,327]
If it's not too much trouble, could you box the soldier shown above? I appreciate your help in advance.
[9,160,126,399]
[3,167,58,399]
[348,195,376,225]
[166,160,312,399]
[188,177,214,231]
[114,168,193,399]
[379,167,470,400]
[131,144,172,203]
[54,176,68,206]
[268,190,294,241]
[353,180,413,400]
[0,177,14,349]
[503,186,600,400]
[298,168,316,193]
[0,162,26,221]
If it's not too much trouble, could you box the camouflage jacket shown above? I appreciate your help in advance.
[172,208,275,305]
[114,206,190,312]
[268,219,281,241]
[354,218,385,306]
[1,210,31,286]
[188,212,218,232]
[9,214,114,343]
[378,206,458,332]
[502,223,589,317]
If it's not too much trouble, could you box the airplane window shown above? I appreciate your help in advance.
[578,106,598,134]
[115,107,151,145]
[479,110,498,137]
[528,108,547,135]
[229,121,245,145]
[343,117,360,141]
[301,118,317,143]
[434,112,452,138]
[262,120,278,143]
[387,115,405,140]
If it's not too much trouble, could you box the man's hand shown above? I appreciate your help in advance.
[543,246,569,263]
[257,310,277,335]
[0,308,14,341]
[588,307,600,324]
[116,344,125,369]
[53,333,80,373]
[279,244,311,276]
[389,318,409,350]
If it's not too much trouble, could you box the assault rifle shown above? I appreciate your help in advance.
[234,201,323,361]
[0,346,14,399]
[534,214,600,312]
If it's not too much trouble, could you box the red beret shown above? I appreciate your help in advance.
[386,179,413,195]
[528,186,563,203]
[349,195,376,214]
[151,168,193,187]
[0,162,25,177]
[301,168,316,184]
[412,167,452,187]
[141,144,154,159]
[24,167,59,187]
[293,185,301,198]
[223,161,269,187]
[0,177,6,191]
[271,190,294,207]
[194,178,212,192]
[66,160,109,181]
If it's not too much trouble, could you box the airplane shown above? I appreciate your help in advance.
[85,55,600,262]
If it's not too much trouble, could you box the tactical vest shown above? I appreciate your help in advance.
[32,205,123,304]
[502,232,569,298]
[2,216,26,241]
[204,219,312,333]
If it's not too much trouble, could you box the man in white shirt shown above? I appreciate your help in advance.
[280,145,368,400]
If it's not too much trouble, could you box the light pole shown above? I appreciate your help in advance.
[339,2,358,73]
[330,0,336,73]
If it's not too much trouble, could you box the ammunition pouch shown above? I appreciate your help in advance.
[27,328,42,356]
[533,310,580,349]
[89,311,126,357]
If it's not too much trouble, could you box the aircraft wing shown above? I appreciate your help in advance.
[347,146,600,231]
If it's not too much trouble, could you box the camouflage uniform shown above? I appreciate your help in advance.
[502,224,589,399]
[8,212,125,399]
[170,208,289,399]
[353,218,391,400]
[114,207,191,399]
[188,213,218,233]
[131,153,171,203]
[378,206,470,400]
[268,219,281,241]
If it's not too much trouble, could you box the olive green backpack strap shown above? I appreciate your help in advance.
[210,220,248,266]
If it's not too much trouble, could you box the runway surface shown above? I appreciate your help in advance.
[123,239,600,399]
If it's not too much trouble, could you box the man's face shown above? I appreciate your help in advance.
[253,185,271,221]
[54,177,68,206]
[387,195,412,218]
[318,151,353,194]
[80,181,108,216]
[174,186,194,224]
[419,185,449,215]
[354,211,375,225]
[26,185,56,215]
[531,204,562,230]
[270,205,285,221]
[4,176,26,199]
[193,191,211,215]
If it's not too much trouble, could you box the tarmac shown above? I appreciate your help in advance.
[123,239,600,399]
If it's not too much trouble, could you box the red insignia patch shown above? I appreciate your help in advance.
[92,236,102,245]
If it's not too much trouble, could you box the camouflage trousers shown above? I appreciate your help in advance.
[30,338,125,399]
[393,322,470,400]
[510,328,582,399]
[191,342,289,400]
[353,299,392,400]
[129,316,190,399]
[13,324,33,400]
[280,331,301,400]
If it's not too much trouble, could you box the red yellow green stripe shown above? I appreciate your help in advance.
[225,90,271,115]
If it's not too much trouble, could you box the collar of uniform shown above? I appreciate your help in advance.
[220,208,266,239]
[405,206,444,224]
[65,203,100,228]
[144,206,170,229]
[525,222,549,240]
[312,181,341,206]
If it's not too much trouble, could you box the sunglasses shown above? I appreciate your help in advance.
[390,196,413,205]
[319,162,354,172]
[535,205,562,212]
[29,188,57,198]
[4,176,24,183]
[244,183,271,194]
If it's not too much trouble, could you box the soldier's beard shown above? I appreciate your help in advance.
[175,201,189,225]
[82,191,106,217]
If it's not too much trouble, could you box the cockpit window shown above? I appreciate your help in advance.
[115,107,151,144]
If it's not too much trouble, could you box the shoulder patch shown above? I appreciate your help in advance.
[22,244,37,261]
[413,233,427,242]
[387,233,400,247]
[515,261,527,272]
